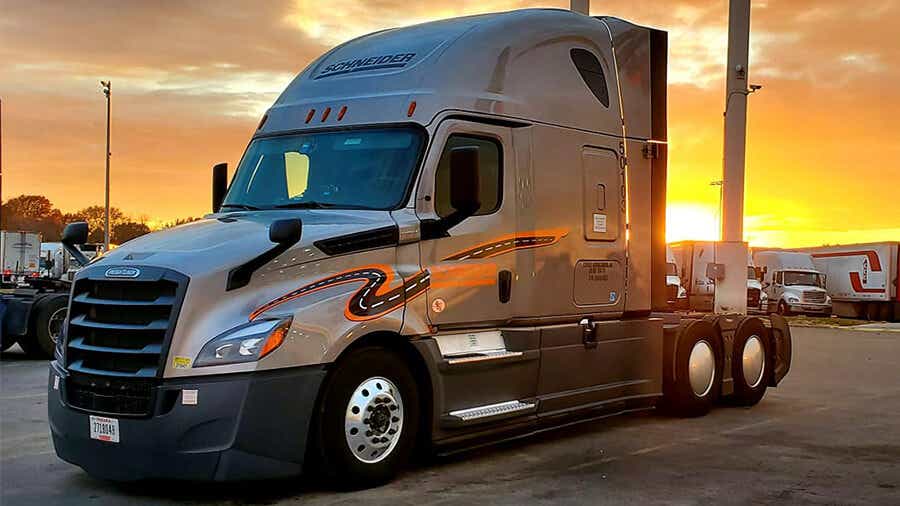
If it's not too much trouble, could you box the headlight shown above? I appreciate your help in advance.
[194,317,292,367]
[787,296,799,303]
[826,296,832,304]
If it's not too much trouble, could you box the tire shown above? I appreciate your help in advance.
[731,318,769,406]
[311,347,420,489]
[19,295,67,359]
[664,320,721,417]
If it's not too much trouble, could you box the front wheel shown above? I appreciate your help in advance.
[312,347,420,489]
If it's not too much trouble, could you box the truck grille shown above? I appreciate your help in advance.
[63,267,188,416]
[802,291,826,304]
[747,288,760,307]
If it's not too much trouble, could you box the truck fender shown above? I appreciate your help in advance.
[767,314,792,386]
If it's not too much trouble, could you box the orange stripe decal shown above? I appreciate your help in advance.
[251,229,568,321]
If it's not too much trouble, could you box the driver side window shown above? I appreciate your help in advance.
[433,135,502,218]
[775,271,783,285]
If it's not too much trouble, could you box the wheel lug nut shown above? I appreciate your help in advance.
[363,418,370,424]
[367,406,374,411]
[366,430,373,437]
[388,429,396,435]
[390,405,397,411]
[391,416,399,422]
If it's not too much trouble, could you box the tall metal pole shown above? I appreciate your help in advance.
[100,81,111,251]
[1,97,4,208]
[570,0,589,15]
[722,0,750,243]
[714,0,755,314]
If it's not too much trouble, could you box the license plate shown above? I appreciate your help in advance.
[89,416,120,443]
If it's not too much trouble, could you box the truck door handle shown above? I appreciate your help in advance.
[499,270,512,303]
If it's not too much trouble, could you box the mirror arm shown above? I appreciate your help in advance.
[226,219,303,291]
[420,203,480,240]
[62,243,90,268]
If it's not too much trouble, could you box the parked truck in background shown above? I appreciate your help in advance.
[2,231,41,285]
[1,231,91,356]
[47,10,792,486]
[747,252,766,311]
[665,246,687,308]
[753,250,831,316]
[668,241,766,313]
[669,241,716,312]
[799,242,899,321]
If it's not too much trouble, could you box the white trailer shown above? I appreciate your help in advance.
[1,231,41,284]
[669,241,717,311]
[800,242,899,321]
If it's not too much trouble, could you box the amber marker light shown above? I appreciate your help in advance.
[407,101,417,117]
[259,320,289,359]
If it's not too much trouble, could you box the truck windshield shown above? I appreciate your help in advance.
[222,128,424,211]
[783,271,823,287]
[666,263,678,276]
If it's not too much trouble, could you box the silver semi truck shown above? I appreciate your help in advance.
[48,9,792,486]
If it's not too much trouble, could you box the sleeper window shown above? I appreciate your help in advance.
[434,135,502,218]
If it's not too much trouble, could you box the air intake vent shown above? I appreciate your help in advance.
[314,225,399,256]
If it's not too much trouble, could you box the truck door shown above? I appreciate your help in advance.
[415,120,515,327]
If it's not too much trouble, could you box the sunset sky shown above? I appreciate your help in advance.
[1,0,898,247]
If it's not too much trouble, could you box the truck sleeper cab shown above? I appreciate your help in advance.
[47,9,792,486]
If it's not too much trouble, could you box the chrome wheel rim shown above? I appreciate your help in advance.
[688,340,716,398]
[345,376,403,464]
[742,335,765,388]
[47,308,67,344]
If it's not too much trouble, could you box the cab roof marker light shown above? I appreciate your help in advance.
[321,107,331,122]
[337,105,347,121]
[407,101,416,117]
[305,109,316,124]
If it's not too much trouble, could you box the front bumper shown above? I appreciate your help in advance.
[789,303,832,314]
[47,361,326,481]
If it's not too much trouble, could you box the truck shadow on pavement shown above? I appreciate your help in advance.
[73,410,667,504]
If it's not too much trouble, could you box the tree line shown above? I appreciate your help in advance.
[1,195,199,244]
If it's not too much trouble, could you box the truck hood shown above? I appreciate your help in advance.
[95,210,398,277]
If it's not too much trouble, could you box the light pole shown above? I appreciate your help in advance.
[710,179,724,239]
[100,81,111,251]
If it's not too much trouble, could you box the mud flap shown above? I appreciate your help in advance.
[767,314,792,386]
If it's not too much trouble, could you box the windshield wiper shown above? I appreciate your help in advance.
[220,203,263,211]
[272,202,372,210]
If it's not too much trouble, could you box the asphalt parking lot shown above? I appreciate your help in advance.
[2,325,899,505]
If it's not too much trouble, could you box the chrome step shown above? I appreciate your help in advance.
[448,400,536,422]
[446,350,523,365]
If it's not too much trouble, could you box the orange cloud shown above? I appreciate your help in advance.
[1,0,898,247]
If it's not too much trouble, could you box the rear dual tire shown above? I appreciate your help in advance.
[311,347,420,489]
[731,318,769,406]
[665,320,721,417]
